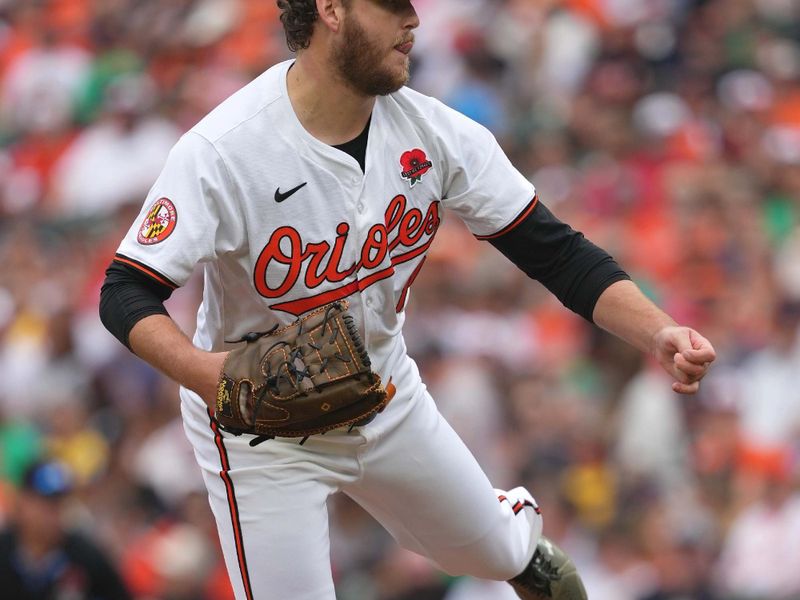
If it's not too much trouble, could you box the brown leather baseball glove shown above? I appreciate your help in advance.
[215,301,391,445]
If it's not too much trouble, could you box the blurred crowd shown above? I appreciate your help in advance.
[1,0,800,599]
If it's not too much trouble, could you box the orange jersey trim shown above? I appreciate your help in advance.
[475,195,539,241]
[113,254,178,289]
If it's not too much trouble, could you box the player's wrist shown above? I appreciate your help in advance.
[184,349,228,411]
[650,324,681,358]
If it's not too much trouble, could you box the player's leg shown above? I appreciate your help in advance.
[342,389,539,580]
[342,389,585,598]
[181,395,348,600]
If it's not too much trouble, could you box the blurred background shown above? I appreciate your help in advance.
[1,0,800,598]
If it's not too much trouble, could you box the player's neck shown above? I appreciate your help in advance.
[287,54,375,146]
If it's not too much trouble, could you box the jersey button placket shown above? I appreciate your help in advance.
[351,173,368,222]
[349,172,373,342]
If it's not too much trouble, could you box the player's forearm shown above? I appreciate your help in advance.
[128,314,224,406]
[592,279,676,355]
[488,200,630,322]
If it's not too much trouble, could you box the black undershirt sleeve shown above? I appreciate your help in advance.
[487,199,630,323]
[99,258,176,350]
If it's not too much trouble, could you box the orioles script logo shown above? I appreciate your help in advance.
[254,195,440,316]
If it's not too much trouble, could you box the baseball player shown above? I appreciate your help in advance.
[99,1,717,598]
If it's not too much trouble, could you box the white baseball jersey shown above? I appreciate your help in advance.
[118,58,536,402]
[117,59,543,600]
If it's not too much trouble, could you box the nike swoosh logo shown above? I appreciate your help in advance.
[274,182,308,203]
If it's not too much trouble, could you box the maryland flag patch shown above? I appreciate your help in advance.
[137,198,177,245]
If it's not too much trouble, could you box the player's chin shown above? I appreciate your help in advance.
[395,66,410,88]
[390,46,411,66]
[374,67,409,95]
[388,56,411,86]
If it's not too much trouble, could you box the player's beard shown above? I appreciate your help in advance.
[333,11,410,96]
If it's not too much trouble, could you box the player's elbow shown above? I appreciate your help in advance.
[99,261,172,350]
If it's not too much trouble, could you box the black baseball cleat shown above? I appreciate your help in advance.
[508,536,588,600]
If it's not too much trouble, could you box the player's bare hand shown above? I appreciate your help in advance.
[651,326,716,394]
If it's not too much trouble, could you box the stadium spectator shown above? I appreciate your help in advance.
[0,460,132,600]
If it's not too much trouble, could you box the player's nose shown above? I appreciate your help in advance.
[404,2,420,30]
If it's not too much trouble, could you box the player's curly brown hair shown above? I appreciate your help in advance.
[276,0,320,52]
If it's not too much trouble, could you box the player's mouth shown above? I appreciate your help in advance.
[394,39,414,55]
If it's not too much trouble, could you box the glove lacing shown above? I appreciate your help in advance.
[236,303,354,447]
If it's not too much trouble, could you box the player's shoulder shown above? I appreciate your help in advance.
[188,60,289,143]
[385,85,495,143]
[387,86,460,123]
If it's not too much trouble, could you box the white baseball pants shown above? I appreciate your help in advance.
[181,387,543,600]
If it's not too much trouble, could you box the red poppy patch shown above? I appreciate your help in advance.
[137,197,177,245]
[400,148,433,187]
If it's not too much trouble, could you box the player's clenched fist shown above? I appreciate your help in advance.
[652,326,716,394]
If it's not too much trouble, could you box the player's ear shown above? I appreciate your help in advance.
[316,0,346,33]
